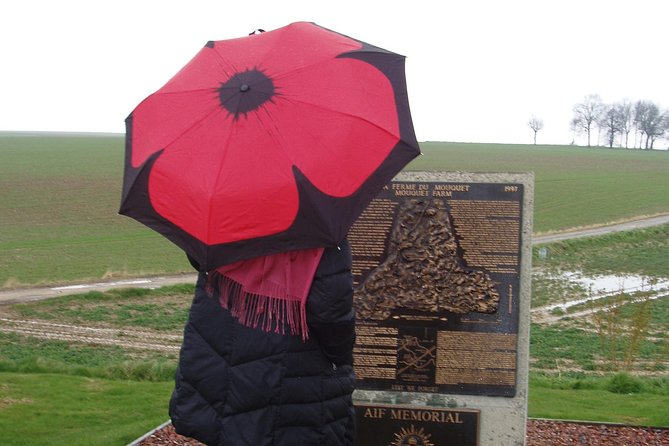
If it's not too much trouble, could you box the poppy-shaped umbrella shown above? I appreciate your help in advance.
[120,22,420,271]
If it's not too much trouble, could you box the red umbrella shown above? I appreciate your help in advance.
[120,22,420,270]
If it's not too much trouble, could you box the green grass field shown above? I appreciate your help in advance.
[0,134,190,288]
[529,374,669,427]
[0,372,173,446]
[413,142,669,232]
[2,134,669,288]
[1,133,668,443]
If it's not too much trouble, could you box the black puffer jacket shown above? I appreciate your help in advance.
[169,242,356,445]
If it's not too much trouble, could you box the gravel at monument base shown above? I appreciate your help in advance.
[132,420,669,445]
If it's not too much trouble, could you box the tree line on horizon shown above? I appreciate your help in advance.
[528,94,668,149]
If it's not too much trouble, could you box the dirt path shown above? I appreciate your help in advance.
[0,275,193,352]
[0,315,182,352]
[0,274,198,305]
[533,213,669,244]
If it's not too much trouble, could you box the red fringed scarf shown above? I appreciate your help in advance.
[207,248,325,340]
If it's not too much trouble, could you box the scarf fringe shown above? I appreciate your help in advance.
[207,271,309,340]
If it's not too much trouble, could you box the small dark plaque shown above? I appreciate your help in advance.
[355,403,479,446]
[350,181,523,396]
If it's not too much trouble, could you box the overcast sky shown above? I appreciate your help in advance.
[2,0,667,145]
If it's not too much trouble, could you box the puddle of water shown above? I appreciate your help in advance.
[560,272,667,294]
[51,279,152,291]
[539,271,669,312]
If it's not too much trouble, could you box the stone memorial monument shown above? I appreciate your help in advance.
[349,171,534,446]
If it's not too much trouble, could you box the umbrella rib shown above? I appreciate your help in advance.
[153,88,218,96]
[208,118,238,246]
[282,96,407,144]
[254,106,293,161]
[253,95,411,174]
[249,106,337,235]
[148,93,225,153]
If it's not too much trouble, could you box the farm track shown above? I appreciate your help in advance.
[532,213,669,244]
[0,275,192,352]
[0,315,182,352]
[0,275,198,306]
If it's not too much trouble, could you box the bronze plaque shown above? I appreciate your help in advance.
[355,403,479,446]
[351,181,523,396]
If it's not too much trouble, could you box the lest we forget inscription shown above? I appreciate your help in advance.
[349,178,523,398]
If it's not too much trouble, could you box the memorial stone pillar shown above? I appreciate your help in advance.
[349,171,534,446]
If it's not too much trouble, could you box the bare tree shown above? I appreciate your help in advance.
[634,100,666,149]
[615,100,633,148]
[572,94,605,147]
[633,100,645,148]
[527,115,544,145]
[598,104,625,148]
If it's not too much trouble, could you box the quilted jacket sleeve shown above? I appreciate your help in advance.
[305,239,356,366]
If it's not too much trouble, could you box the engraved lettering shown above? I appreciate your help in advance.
[363,407,386,418]
[388,408,466,423]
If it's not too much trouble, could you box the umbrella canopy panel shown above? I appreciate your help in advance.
[121,22,419,270]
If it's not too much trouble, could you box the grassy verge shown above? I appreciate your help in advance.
[1,371,664,446]
[533,223,669,278]
[0,332,178,382]
[0,285,192,382]
[0,286,189,444]
[0,372,171,446]
[529,373,669,427]
[8,285,194,331]
[530,320,667,373]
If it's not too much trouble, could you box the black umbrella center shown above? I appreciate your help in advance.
[218,69,275,117]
